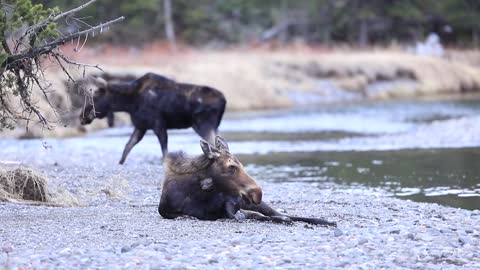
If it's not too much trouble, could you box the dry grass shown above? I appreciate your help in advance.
[99,174,131,200]
[0,166,80,206]
[0,167,50,202]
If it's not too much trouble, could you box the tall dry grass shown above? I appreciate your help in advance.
[0,166,80,206]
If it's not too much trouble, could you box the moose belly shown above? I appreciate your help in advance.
[165,113,193,129]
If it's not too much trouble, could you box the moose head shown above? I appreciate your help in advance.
[79,76,112,125]
[200,136,262,205]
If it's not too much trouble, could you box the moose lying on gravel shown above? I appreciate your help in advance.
[158,136,336,226]
[80,72,226,164]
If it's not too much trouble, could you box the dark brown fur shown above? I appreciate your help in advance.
[79,72,226,164]
[158,136,337,226]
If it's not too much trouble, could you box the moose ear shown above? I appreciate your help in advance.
[200,139,221,159]
[215,135,229,152]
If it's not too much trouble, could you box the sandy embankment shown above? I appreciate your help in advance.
[3,47,480,138]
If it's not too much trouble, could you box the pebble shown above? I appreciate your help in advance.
[121,246,132,253]
[458,237,469,246]
[357,239,368,245]
[334,228,344,237]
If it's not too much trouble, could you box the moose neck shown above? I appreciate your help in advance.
[107,92,138,113]
[164,152,214,176]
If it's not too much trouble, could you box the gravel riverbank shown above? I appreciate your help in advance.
[2,186,479,269]
[1,134,480,269]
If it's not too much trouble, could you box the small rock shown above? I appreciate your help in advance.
[59,248,71,256]
[406,233,415,240]
[465,229,474,234]
[448,241,460,248]
[358,239,368,245]
[439,228,451,234]
[458,237,469,246]
[1,246,14,253]
[334,228,343,237]
[208,258,218,264]
[121,245,131,253]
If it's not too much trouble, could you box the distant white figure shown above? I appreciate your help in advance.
[414,33,444,57]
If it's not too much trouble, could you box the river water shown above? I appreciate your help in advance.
[2,98,480,210]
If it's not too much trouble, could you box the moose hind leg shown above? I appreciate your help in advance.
[119,128,146,164]
[192,123,216,145]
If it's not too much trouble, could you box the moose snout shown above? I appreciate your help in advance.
[80,117,92,125]
[246,187,262,205]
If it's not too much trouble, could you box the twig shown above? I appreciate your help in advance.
[2,16,125,69]
[53,0,97,22]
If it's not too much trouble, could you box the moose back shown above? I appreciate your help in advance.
[80,72,226,164]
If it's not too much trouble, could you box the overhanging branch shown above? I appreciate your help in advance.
[2,16,125,69]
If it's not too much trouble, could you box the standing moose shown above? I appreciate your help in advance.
[80,72,226,164]
[159,135,337,226]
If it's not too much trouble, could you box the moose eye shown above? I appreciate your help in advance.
[228,165,237,174]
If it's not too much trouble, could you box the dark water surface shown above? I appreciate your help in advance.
[239,148,480,210]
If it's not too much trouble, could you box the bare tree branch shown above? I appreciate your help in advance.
[0,1,125,131]
[28,0,98,48]
[2,16,125,69]
[53,0,97,22]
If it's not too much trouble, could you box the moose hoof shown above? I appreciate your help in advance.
[234,211,247,222]
[272,216,293,224]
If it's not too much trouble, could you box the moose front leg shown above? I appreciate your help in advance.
[242,201,284,216]
[153,122,168,157]
[224,196,242,221]
[225,198,291,224]
[242,202,336,227]
[235,209,292,224]
[119,128,146,164]
[107,111,115,127]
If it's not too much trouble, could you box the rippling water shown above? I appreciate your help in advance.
[2,98,480,209]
